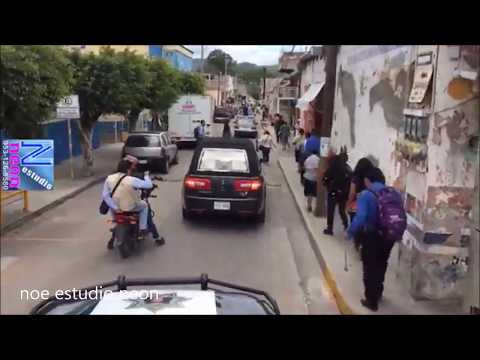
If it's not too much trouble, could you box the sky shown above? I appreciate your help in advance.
[186,46,305,66]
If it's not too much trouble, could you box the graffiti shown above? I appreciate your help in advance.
[338,67,356,147]
[369,72,406,130]
[424,186,474,246]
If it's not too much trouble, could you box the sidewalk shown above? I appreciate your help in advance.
[1,143,123,233]
[278,154,464,315]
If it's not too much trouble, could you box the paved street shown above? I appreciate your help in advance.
[1,145,339,314]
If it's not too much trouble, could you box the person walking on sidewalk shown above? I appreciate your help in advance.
[346,157,384,252]
[279,121,291,151]
[297,131,311,185]
[304,128,321,155]
[322,151,352,235]
[292,128,305,163]
[273,114,283,143]
[258,130,275,164]
[346,167,393,312]
[302,149,320,212]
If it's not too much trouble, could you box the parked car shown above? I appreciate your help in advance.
[182,138,266,223]
[122,132,178,174]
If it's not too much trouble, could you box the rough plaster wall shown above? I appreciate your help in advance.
[331,45,414,185]
[428,46,479,190]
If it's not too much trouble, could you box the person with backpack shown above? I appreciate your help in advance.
[346,167,407,311]
[346,157,384,252]
[322,150,351,235]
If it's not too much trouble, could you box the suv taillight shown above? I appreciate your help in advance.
[184,176,211,191]
[234,178,262,192]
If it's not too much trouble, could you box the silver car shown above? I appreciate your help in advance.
[122,132,178,174]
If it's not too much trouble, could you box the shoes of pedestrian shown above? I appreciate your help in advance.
[138,230,149,241]
[323,229,333,236]
[360,298,378,312]
[155,237,166,246]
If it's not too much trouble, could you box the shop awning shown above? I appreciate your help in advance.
[296,82,325,109]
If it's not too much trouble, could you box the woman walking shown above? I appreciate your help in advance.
[279,121,291,151]
[258,130,275,164]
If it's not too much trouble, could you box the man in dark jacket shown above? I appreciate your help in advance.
[322,154,351,235]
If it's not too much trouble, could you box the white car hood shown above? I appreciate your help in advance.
[90,290,217,315]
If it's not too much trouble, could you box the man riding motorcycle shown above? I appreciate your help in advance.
[102,155,165,249]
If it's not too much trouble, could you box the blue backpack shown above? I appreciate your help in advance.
[368,187,407,243]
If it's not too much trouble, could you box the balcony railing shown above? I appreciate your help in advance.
[278,86,298,98]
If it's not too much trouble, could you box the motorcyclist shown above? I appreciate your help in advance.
[103,156,164,249]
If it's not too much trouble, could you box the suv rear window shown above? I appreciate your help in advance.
[125,135,160,147]
[197,148,249,173]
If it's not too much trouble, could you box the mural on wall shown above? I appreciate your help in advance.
[411,247,469,301]
[423,186,473,246]
[338,66,356,147]
[369,66,410,131]
[431,100,479,188]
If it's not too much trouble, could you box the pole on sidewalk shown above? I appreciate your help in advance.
[114,121,118,143]
[201,45,204,73]
[67,118,74,180]
[263,67,266,101]
[315,45,338,218]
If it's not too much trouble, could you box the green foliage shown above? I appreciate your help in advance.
[177,72,205,95]
[206,49,235,74]
[146,59,180,113]
[1,45,74,137]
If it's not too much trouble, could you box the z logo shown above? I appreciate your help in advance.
[21,141,54,166]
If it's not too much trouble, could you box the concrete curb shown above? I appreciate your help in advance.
[1,176,106,235]
[278,158,355,315]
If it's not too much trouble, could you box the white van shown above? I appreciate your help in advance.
[168,95,214,145]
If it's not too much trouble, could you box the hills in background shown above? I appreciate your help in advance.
[193,59,279,75]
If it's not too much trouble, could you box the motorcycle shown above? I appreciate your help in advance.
[108,175,164,259]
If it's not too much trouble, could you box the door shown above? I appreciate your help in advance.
[165,133,177,160]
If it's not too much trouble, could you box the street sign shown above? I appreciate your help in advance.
[56,95,80,119]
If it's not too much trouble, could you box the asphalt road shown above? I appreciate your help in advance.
[1,144,339,314]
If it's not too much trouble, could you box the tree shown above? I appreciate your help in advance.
[144,59,181,130]
[177,72,205,95]
[68,47,150,175]
[207,49,235,74]
[1,45,74,138]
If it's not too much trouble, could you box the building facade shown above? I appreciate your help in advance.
[329,45,479,310]
[296,47,326,133]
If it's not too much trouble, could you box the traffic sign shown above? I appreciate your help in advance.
[57,95,80,119]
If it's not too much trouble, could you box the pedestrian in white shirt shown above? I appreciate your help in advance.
[258,130,275,164]
[303,149,320,212]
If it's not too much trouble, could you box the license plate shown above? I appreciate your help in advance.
[214,201,230,211]
[138,160,148,164]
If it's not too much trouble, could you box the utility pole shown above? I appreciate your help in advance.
[217,72,221,106]
[263,67,267,100]
[315,45,338,217]
[201,45,204,73]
